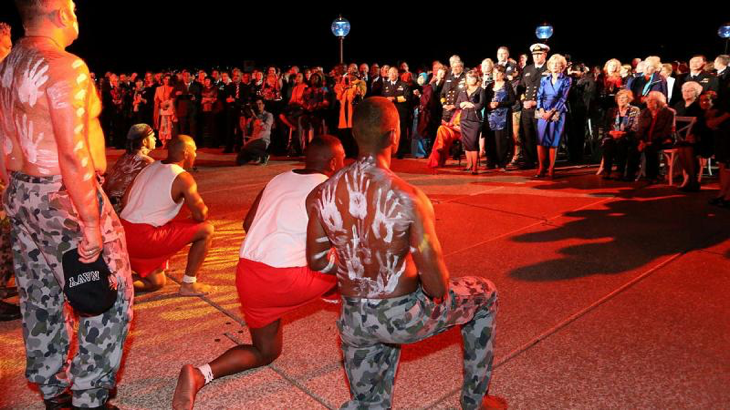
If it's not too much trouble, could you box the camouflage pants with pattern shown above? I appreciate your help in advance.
[3,172,134,408]
[337,276,498,410]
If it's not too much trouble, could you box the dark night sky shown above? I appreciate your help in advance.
[1,1,728,73]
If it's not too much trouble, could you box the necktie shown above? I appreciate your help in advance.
[236,84,240,99]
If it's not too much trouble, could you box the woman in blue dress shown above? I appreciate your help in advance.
[536,54,572,178]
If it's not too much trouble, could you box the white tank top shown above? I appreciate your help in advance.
[120,161,185,227]
[240,171,328,268]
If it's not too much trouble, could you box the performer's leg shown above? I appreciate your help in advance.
[172,319,283,410]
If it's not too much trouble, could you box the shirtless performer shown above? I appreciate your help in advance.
[0,1,133,408]
[306,97,506,410]
[171,136,345,410]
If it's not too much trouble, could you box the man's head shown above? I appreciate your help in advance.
[352,97,400,156]
[15,0,79,47]
[451,61,464,76]
[254,97,266,114]
[304,135,345,176]
[0,22,11,61]
[221,71,230,83]
[182,70,192,84]
[370,63,380,78]
[714,55,729,71]
[166,135,197,169]
[359,63,369,75]
[689,55,706,73]
[388,67,399,82]
[497,46,509,63]
[380,65,390,78]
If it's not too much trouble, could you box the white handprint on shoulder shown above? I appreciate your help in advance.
[17,59,49,108]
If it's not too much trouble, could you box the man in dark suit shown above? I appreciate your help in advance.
[514,43,549,169]
[714,55,730,109]
[670,55,719,107]
[222,71,250,153]
[440,60,465,123]
[174,69,203,144]
[497,46,519,79]
[382,67,411,158]
[370,64,385,97]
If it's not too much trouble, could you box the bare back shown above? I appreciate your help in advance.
[0,37,105,178]
[311,156,422,298]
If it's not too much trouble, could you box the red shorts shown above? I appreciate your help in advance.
[121,219,202,277]
[236,258,337,329]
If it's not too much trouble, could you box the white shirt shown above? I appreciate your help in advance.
[120,162,185,227]
[239,171,328,268]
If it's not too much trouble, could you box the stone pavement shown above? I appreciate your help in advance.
[1,149,728,409]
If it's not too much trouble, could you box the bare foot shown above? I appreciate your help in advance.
[481,394,508,409]
[179,282,213,296]
[172,365,205,410]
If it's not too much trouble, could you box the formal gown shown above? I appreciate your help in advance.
[536,74,572,147]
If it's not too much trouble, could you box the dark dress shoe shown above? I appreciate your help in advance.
[0,300,21,321]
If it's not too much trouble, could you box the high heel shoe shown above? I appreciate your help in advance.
[533,169,546,178]
[547,168,555,179]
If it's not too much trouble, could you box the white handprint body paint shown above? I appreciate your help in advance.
[17,59,49,108]
[14,114,57,172]
[372,188,408,243]
[47,81,72,109]
[345,161,370,220]
[314,156,415,297]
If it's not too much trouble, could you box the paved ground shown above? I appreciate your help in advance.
[1,148,728,409]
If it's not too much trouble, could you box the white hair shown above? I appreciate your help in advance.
[681,81,703,98]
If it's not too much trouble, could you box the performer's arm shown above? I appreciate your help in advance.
[305,190,335,273]
[176,172,208,222]
[409,188,448,299]
[48,59,102,263]
[242,187,264,233]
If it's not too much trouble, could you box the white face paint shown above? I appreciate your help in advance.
[17,59,49,107]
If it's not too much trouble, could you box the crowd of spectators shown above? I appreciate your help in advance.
[88,48,728,195]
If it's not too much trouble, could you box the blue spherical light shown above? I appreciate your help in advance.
[331,17,351,38]
[719,23,730,39]
[535,24,554,40]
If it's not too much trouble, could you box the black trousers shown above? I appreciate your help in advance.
[519,108,538,166]
[236,139,268,165]
[602,137,630,177]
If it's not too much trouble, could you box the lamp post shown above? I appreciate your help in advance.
[535,22,554,42]
[331,16,351,65]
[719,23,730,54]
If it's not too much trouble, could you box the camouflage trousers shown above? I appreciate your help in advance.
[337,276,498,410]
[3,172,134,408]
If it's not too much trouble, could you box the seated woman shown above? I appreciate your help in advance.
[103,124,156,214]
[630,91,675,183]
[427,110,462,169]
[672,81,707,191]
[601,89,641,180]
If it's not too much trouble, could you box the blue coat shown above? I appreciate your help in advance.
[537,74,572,147]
